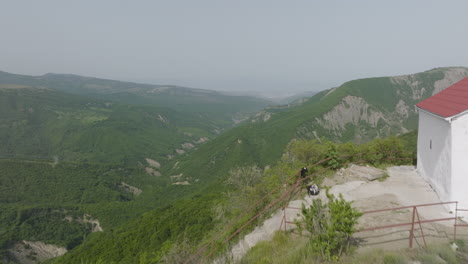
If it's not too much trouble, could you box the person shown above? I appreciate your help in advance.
[300,167,308,178]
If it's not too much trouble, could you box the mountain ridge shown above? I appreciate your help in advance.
[0,71,273,129]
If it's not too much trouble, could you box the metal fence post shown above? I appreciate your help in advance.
[454,201,458,241]
[415,207,427,248]
[410,206,416,248]
[279,207,284,231]
[284,208,287,232]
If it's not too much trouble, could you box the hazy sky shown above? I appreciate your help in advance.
[1,1,468,96]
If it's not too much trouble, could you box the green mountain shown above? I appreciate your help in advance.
[0,71,272,129]
[3,67,467,263]
[168,67,468,186]
[47,67,468,263]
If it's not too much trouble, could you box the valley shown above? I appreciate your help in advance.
[1,67,467,263]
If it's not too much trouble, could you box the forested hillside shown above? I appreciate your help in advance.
[46,67,467,263]
[0,71,272,129]
[0,85,231,263]
[2,67,467,263]
[164,67,468,189]
[0,85,217,163]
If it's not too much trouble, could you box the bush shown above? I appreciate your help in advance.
[296,190,362,261]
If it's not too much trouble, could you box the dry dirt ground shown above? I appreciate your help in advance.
[228,165,468,261]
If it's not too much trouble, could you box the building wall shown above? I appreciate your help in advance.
[417,110,452,202]
[451,112,468,208]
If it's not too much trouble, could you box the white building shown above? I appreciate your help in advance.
[416,77,468,209]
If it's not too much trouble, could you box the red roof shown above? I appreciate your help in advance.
[416,77,468,118]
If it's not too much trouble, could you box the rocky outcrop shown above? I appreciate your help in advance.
[145,158,160,168]
[181,142,195,149]
[395,99,409,118]
[8,241,67,264]
[194,137,209,144]
[250,111,272,123]
[306,68,468,142]
[315,96,387,132]
[390,75,424,100]
[120,182,143,195]
[82,214,104,232]
[64,214,103,232]
[172,181,190,185]
[433,67,468,95]
[145,167,161,176]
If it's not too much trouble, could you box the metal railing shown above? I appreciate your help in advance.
[279,206,302,231]
[280,201,468,249]
[357,201,458,248]
[454,206,468,241]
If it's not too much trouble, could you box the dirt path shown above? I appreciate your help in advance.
[227,165,468,262]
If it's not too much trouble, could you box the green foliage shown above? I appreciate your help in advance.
[0,71,272,129]
[383,254,406,264]
[416,244,459,264]
[0,87,218,164]
[297,191,362,261]
[1,67,438,263]
[325,143,341,169]
[286,135,415,171]
[50,194,218,264]
[0,205,92,253]
[240,231,310,264]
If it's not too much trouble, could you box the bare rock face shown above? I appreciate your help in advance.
[156,114,168,123]
[433,67,468,95]
[309,68,468,143]
[315,95,387,132]
[194,137,209,144]
[8,241,67,264]
[181,142,195,149]
[175,149,185,155]
[82,214,103,232]
[120,182,143,195]
[145,158,161,168]
[172,181,190,185]
[145,167,161,176]
[64,214,103,232]
[395,99,409,118]
[251,111,272,123]
[391,75,424,100]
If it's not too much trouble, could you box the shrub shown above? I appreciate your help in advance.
[296,190,362,261]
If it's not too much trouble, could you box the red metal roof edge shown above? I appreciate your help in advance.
[417,77,468,118]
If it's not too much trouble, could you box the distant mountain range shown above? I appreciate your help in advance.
[0,71,273,129]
